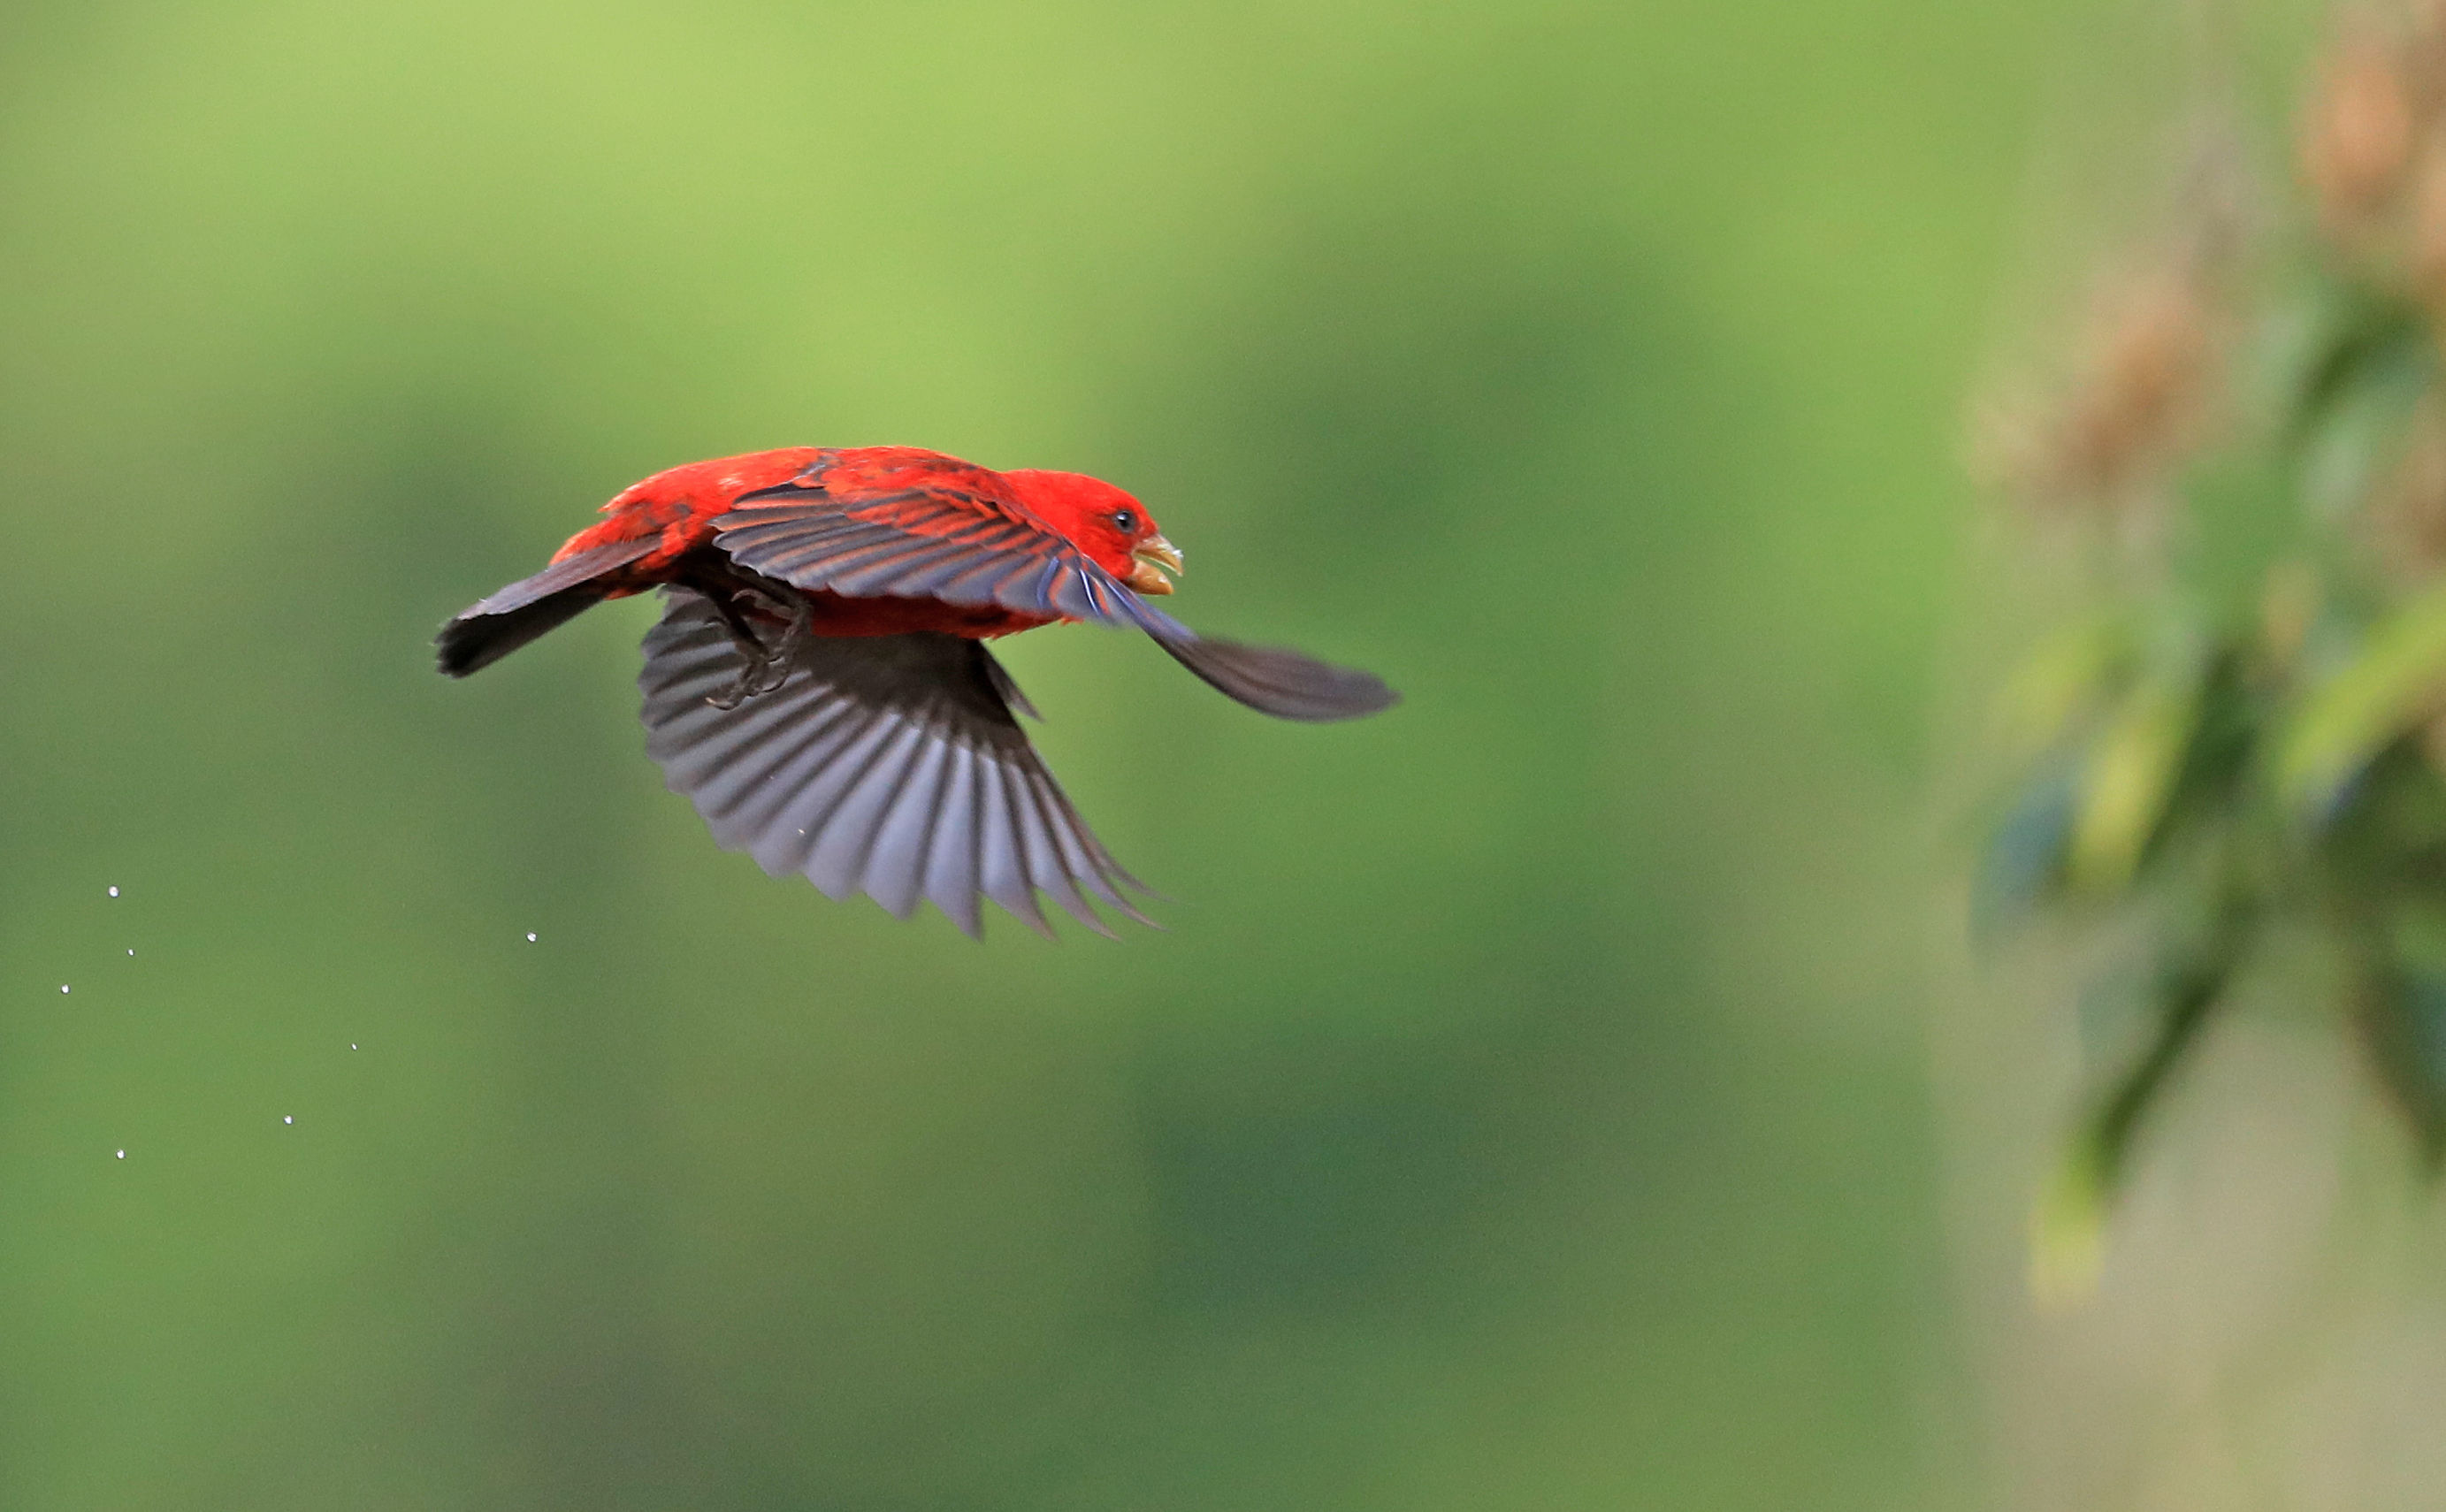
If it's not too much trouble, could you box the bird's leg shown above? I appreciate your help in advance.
[742,584,814,668]
[704,592,781,710]
[703,584,811,709]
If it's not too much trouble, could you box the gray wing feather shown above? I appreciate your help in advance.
[804,722,929,901]
[922,751,985,935]
[1153,636,1401,722]
[864,736,955,919]
[1003,762,1107,940]
[969,757,1052,938]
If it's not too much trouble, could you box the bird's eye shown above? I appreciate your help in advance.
[1111,509,1138,535]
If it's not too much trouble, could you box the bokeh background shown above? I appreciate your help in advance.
[0,2,2380,1508]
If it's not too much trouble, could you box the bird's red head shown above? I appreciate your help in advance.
[1003,469,1183,595]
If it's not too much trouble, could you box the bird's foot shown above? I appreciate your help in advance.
[706,657,781,710]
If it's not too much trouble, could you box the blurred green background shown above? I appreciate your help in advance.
[0,1,2195,1507]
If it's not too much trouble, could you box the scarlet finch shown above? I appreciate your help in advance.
[437,446,1396,935]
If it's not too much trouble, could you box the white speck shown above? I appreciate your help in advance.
[282,1115,294,1126]
[349,1042,358,1050]
[525,932,538,943]
[107,886,119,898]
[126,949,135,957]
[59,984,69,994]
[115,1149,125,1159]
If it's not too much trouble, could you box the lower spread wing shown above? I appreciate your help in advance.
[714,480,1400,723]
[638,590,1152,937]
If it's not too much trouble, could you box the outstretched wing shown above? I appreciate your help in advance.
[714,470,1182,635]
[712,453,1401,722]
[638,590,1153,937]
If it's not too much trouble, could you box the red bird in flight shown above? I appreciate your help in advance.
[438,446,1396,935]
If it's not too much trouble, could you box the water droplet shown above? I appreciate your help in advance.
[115,1149,125,1159]
[107,886,119,898]
[525,932,538,943]
[282,1115,294,1125]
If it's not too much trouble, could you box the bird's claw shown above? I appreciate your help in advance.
[705,653,792,708]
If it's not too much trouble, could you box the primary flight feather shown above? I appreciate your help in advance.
[436,446,1398,935]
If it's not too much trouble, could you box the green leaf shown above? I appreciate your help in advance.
[2029,1134,2108,1309]
[2069,673,2202,893]
[1976,759,2079,930]
[2276,284,2430,519]
[2029,899,2249,1304]
[1995,617,2137,756]
[2356,903,2446,1165]
[2278,580,2446,817]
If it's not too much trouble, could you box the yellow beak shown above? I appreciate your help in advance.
[1124,535,1183,595]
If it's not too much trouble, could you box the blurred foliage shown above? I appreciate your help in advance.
[0,0,2083,1508]
[1982,0,2446,1298]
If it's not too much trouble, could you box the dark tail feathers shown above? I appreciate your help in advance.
[435,539,658,676]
